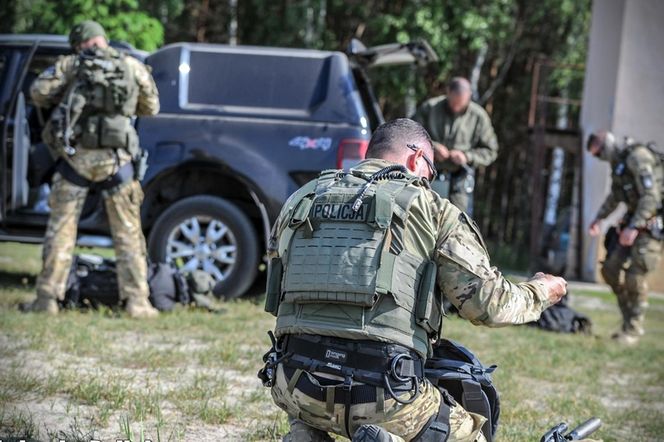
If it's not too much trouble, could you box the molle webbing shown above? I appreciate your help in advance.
[282,172,422,306]
[273,167,442,357]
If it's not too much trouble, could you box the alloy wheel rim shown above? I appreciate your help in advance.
[165,215,237,282]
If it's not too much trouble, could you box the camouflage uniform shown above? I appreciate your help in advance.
[266,159,552,441]
[413,97,498,214]
[595,144,663,337]
[29,42,160,316]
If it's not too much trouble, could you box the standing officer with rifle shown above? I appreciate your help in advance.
[23,20,160,318]
[413,77,498,216]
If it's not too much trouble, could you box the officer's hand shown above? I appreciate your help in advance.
[449,150,467,165]
[588,220,602,237]
[531,272,568,305]
[433,142,450,162]
[619,227,638,247]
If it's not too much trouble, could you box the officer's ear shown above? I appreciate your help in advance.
[406,149,421,174]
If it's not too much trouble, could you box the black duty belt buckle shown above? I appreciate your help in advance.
[390,353,414,383]
[342,373,353,391]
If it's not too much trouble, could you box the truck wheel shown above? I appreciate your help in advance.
[148,195,259,299]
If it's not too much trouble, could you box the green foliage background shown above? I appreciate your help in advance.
[2,0,164,51]
[1,0,592,269]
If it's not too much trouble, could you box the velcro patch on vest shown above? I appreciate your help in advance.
[312,202,368,221]
[324,348,348,363]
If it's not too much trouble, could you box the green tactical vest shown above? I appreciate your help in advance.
[613,144,664,213]
[266,168,443,358]
[47,47,139,155]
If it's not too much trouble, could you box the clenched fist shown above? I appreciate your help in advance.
[531,272,568,305]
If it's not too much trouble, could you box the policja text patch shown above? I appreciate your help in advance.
[312,202,369,221]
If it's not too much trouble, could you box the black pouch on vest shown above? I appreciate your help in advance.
[99,115,130,148]
[265,257,283,315]
[416,261,441,337]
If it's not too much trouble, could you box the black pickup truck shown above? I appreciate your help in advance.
[0,35,436,297]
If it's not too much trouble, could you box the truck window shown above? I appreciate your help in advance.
[186,50,330,111]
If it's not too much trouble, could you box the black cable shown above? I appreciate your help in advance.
[351,165,408,212]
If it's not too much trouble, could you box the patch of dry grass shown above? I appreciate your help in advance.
[1,242,663,441]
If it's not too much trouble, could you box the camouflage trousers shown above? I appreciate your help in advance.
[601,231,662,336]
[271,364,486,442]
[35,148,149,303]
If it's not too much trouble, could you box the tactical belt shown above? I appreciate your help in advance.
[281,334,425,439]
[56,159,134,190]
[283,334,424,384]
[282,365,394,404]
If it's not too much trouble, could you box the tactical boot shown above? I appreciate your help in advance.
[352,425,399,442]
[20,296,59,315]
[629,311,646,336]
[611,331,639,345]
[125,298,159,318]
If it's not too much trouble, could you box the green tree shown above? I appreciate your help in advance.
[5,0,164,51]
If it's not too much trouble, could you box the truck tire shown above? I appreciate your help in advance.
[148,195,259,299]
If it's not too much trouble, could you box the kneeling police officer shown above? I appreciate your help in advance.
[260,119,567,441]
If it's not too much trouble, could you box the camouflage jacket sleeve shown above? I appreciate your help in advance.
[626,146,661,228]
[464,108,498,167]
[29,55,77,108]
[126,57,160,116]
[594,187,620,221]
[435,204,551,326]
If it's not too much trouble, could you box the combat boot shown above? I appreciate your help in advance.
[125,298,159,318]
[352,425,403,442]
[20,296,59,315]
[610,331,639,345]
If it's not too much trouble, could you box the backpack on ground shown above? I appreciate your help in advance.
[63,254,119,309]
[425,339,500,442]
[527,295,592,334]
[62,254,192,311]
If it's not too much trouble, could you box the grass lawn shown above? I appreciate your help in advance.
[1,241,663,441]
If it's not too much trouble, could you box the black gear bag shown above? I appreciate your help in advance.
[61,254,190,311]
[425,339,500,442]
[527,295,592,334]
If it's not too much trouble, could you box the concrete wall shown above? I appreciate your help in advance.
[580,0,664,287]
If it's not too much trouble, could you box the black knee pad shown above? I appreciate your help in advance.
[352,425,393,442]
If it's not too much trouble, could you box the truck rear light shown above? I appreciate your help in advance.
[337,138,369,170]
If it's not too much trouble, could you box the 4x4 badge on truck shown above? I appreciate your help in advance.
[289,136,332,151]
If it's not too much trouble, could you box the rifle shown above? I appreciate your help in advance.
[540,417,601,442]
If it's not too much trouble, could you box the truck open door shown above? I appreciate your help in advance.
[347,39,438,68]
[0,41,38,222]
[11,92,30,210]
[346,39,438,131]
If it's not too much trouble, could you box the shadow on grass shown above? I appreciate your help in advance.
[0,271,37,288]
